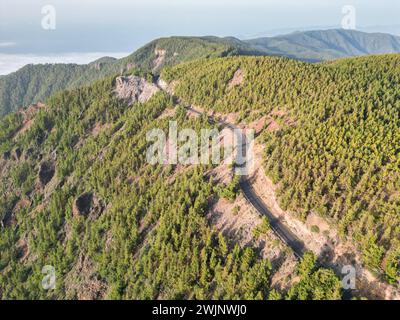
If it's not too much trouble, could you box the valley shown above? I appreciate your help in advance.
[0,33,399,300]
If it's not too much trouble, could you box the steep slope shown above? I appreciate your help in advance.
[0,63,344,300]
[246,29,400,62]
[162,54,400,286]
[2,53,399,300]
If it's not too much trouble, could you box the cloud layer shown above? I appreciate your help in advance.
[0,52,129,75]
[0,42,16,48]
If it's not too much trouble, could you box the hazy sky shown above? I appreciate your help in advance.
[0,0,399,74]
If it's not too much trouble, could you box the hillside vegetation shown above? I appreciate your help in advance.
[162,54,400,282]
[1,52,399,300]
[0,69,341,299]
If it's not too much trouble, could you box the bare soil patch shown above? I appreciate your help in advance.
[153,49,166,71]
[14,103,46,138]
[92,122,111,137]
[158,107,176,119]
[247,139,400,300]
[228,68,244,89]
[64,252,107,300]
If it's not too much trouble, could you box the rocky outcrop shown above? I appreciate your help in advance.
[157,78,178,95]
[152,49,166,71]
[114,76,159,106]
[228,68,244,89]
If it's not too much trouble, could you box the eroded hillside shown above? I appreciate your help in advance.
[161,54,400,289]
[2,54,400,300]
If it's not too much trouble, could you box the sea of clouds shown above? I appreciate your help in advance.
[0,52,129,75]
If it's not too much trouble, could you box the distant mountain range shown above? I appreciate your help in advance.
[244,29,400,62]
[1,29,400,116]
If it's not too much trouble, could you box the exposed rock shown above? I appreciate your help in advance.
[77,279,107,300]
[158,107,176,120]
[14,198,31,213]
[38,161,55,187]
[91,122,111,137]
[228,68,244,89]
[157,78,178,95]
[114,76,159,106]
[247,116,268,135]
[31,203,45,218]
[152,49,166,71]
[19,102,45,121]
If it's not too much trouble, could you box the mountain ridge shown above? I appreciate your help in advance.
[245,29,400,61]
[2,29,400,117]
[1,53,399,299]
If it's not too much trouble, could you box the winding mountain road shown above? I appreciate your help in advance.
[185,104,306,259]
[155,78,306,259]
[156,78,400,299]
[239,179,305,258]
